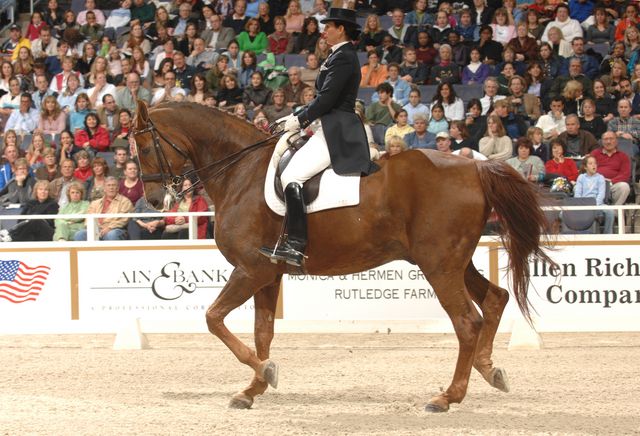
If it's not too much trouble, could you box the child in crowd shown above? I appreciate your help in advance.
[426,104,449,135]
[573,154,614,234]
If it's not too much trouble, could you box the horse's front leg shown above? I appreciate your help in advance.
[205,267,279,408]
[230,277,282,409]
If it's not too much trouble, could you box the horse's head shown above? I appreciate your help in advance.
[132,100,191,210]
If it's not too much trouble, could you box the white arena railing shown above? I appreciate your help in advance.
[0,211,216,242]
[0,206,638,241]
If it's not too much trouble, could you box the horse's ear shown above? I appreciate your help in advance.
[135,99,149,131]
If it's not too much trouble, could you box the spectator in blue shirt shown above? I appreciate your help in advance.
[562,37,600,80]
[4,94,39,135]
[371,63,412,106]
[573,154,614,234]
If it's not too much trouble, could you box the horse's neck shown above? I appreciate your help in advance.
[198,136,273,209]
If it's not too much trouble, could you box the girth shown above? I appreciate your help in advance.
[274,134,324,205]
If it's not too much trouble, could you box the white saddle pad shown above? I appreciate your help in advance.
[264,148,361,217]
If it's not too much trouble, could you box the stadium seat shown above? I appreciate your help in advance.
[561,197,598,234]
[371,123,387,147]
[19,134,32,151]
[357,87,376,105]
[71,0,85,14]
[454,84,483,102]
[97,151,115,164]
[283,54,307,68]
[379,15,392,29]
[418,85,437,102]
[356,51,368,66]
[589,43,610,59]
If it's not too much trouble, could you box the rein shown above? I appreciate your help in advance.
[133,116,283,199]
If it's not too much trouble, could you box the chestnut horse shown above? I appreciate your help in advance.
[132,101,553,412]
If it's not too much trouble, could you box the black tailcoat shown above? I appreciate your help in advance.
[297,42,378,175]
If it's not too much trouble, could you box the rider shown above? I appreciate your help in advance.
[259,8,379,267]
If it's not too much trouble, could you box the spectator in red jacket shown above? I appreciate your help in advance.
[162,177,209,240]
[72,150,93,182]
[545,140,578,182]
[74,112,110,154]
[591,131,631,205]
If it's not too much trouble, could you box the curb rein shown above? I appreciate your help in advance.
[132,117,285,200]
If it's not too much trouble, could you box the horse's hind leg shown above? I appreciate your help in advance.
[465,261,510,393]
[422,269,483,412]
[205,267,279,408]
[230,276,282,409]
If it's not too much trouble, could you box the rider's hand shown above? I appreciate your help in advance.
[283,114,300,132]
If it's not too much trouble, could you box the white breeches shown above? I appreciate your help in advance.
[281,126,331,187]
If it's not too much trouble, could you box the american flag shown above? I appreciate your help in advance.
[0,260,51,304]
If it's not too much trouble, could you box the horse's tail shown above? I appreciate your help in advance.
[476,159,556,324]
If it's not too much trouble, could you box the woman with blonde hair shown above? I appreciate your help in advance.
[53,181,89,241]
[479,115,512,161]
[357,14,387,52]
[0,179,58,242]
[547,27,573,58]
[601,59,628,97]
[26,133,48,170]
[38,95,67,136]
[148,6,172,39]
[561,80,584,116]
[623,22,640,58]
[85,55,111,88]
[381,135,408,160]
[314,36,330,64]
[284,0,304,34]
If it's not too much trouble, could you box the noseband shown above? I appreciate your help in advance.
[132,115,284,200]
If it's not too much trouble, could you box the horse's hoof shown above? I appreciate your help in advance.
[425,402,449,413]
[259,359,279,389]
[425,396,449,413]
[489,367,510,393]
[229,392,253,409]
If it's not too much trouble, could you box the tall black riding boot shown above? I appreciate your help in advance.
[259,182,307,266]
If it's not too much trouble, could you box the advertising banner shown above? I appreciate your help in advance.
[0,251,71,325]
[498,245,640,331]
[77,249,254,322]
[283,247,491,320]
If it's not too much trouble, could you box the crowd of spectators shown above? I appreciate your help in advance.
[0,0,638,237]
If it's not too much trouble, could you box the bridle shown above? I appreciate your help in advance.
[132,115,283,199]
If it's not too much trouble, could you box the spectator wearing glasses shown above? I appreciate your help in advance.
[4,94,39,135]
[115,72,151,112]
[73,176,133,241]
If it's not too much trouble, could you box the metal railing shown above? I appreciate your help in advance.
[0,211,215,242]
[0,0,15,34]
[0,205,638,244]
[30,0,43,14]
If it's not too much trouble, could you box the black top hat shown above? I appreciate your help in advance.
[321,8,360,29]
